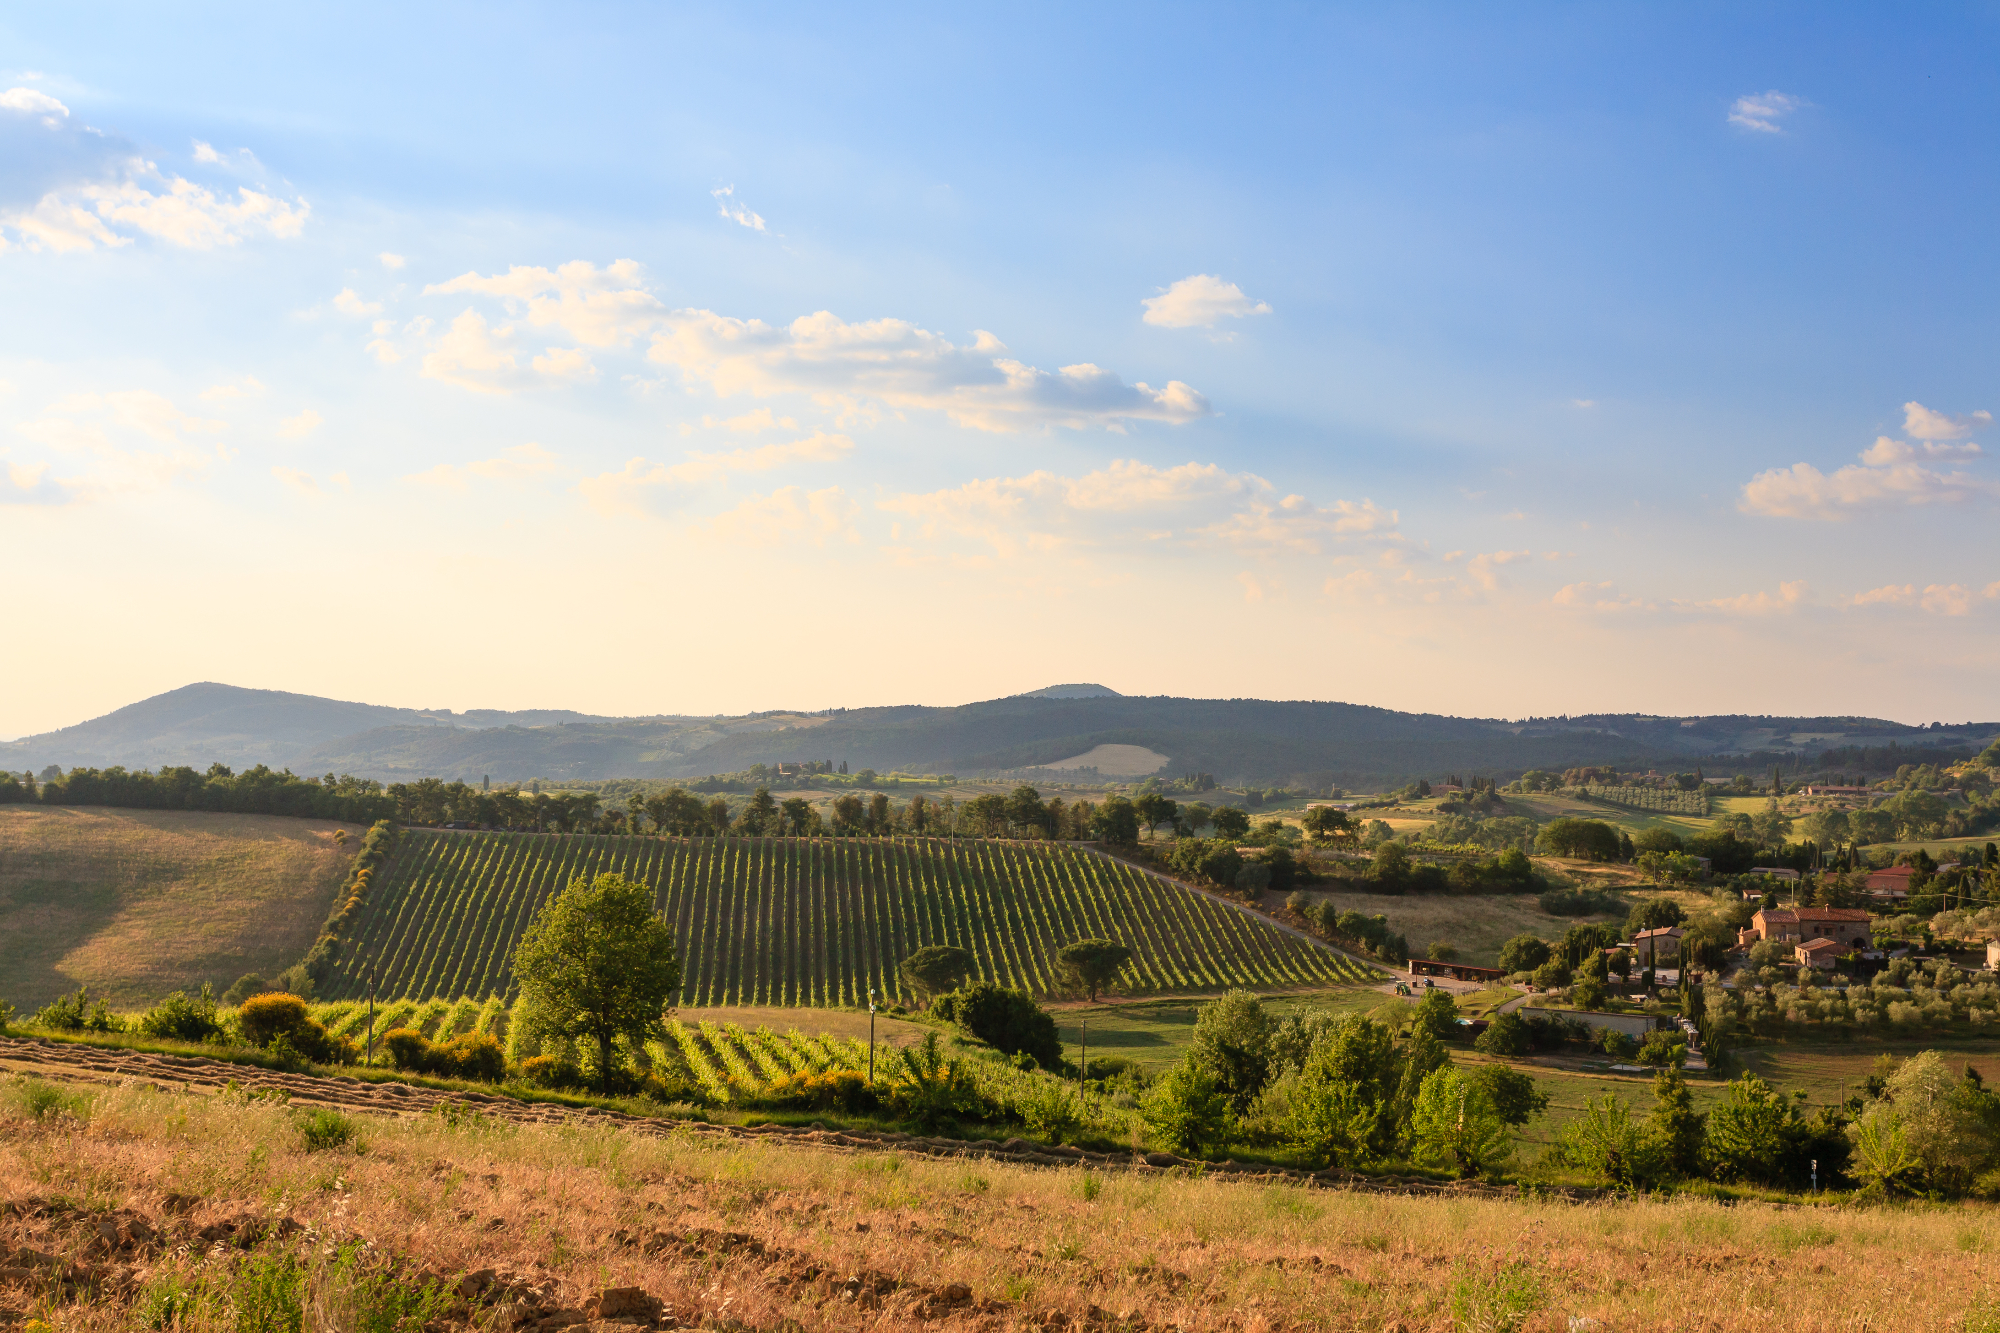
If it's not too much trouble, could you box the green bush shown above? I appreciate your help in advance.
[1474,1011,1532,1057]
[237,993,354,1065]
[33,986,126,1033]
[137,985,224,1043]
[932,982,1063,1070]
[295,1107,359,1152]
[754,1069,880,1114]
[9,1078,91,1122]
[1142,1056,1233,1156]
[381,1028,506,1082]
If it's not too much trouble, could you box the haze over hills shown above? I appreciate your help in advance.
[6,683,1993,790]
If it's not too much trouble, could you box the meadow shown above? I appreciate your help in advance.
[322,831,1380,1005]
[7,1069,2000,1333]
[0,806,361,1008]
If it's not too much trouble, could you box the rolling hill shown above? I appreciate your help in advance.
[316,830,1377,1005]
[7,681,1993,790]
[0,805,363,1009]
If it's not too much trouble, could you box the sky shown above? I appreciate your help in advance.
[3,3,1998,738]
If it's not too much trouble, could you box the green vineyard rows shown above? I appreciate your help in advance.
[1579,785,1710,816]
[321,832,1378,1003]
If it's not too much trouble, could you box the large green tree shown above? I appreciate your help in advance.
[898,945,975,1003]
[512,871,682,1092]
[1056,938,1132,1001]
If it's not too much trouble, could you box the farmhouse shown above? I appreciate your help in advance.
[1741,907,1872,950]
[1795,938,1844,969]
[1866,865,1918,900]
[1631,926,1683,965]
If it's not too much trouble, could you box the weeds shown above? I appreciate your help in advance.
[137,1268,211,1329]
[296,1108,360,1153]
[1077,1170,1102,1202]
[9,1078,91,1122]
[1448,1260,1542,1333]
[234,1249,307,1333]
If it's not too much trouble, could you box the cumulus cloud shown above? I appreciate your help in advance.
[1845,582,1990,616]
[199,377,263,402]
[1729,91,1802,133]
[272,466,349,497]
[379,252,406,270]
[1902,400,1991,442]
[879,458,1393,560]
[404,442,560,491]
[1683,579,1810,615]
[333,287,382,316]
[277,409,323,440]
[704,407,797,434]
[0,90,309,252]
[707,485,858,546]
[1551,581,1655,612]
[1141,274,1272,329]
[416,259,1212,430]
[11,389,230,498]
[1740,405,1998,518]
[419,311,596,395]
[650,311,1210,432]
[1,457,76,505]
[578,432,853,517]
[711,185,768,232]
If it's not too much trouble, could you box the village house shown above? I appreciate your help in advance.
[1749,866,1801,882]
[1865,865,1918,900]
[1740,906,1873,950]
[1795,938,1845,969]
[1632,925,1683,965]
[1987,939,2000,972]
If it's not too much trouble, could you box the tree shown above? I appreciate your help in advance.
[1472,1064,1549,1127]
[898,945,975,1004]
[1143,1056,1234,1155]
[1536,818,1622,861]
[1626,898,1686,936]
[1632,827,1684,855]
[1006,785,1047,837]
[1210,806,1251,840]
[867,792,891,833]
[1134,793,1178,839]
[831,793,865,833]
[512,871,683,1093]
[1427,941,1458,963]
[1056,938,1132,1001]
[1372,842,1411,888]
[1410,1067,1511,1177]
[1188,990,1274,1113]
[1475,1011,1532,1057]
[1302,805,1358,849]
[1092,796,1140,844]
[1409,987,1459,1042]
[1643,1067,1705,1178]
[1498,934,1550,975]
[1531,959,1571,990]
[781,797,816,836]
[931,982,1062,1069]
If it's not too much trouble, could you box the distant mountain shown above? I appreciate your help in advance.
[8,683,1995,790]
[1015,683,1122,699]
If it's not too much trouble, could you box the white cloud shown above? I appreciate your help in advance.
[404,442,560,491]
[379,252,406,270]
[11,389,230,497]
[711,185,768,232]
[1729,91,1802,133]
[366,339,402,365]
[0,86,69,127]
[704,407,797,433]
[1741,408,1999,519]
[426,259,664,347]
[879,458,1393,560]
[199,377,264,402]
[2,154,309,252]
[1551,581,1654,612]
[650,311,1210,432]
[419,311,597,395]
[1463,549,1532,592]
[578,432,853,517]
[1,457,76,505]
[1846,582,1984,616]
[1141,274,1272,329]
[707,485,858,546]
[277,408,323,440]
[192,140,221,164]
[1684,579,1810,616]
[272,466,349,497]
[333,287,382,316]
[1902,400,1991,442]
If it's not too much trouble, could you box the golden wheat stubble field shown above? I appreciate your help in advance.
[0,806,362,1009]
[5,1079,1999,1333]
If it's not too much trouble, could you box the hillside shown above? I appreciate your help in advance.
[0,806,362,1008]
[319,831,1374,1004]
[9,681,1995,789]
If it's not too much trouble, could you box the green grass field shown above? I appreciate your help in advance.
[0,806,363,1009]
[1287,888,1623,966]
[325,831,1382,1005]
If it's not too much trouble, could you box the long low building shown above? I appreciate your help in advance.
[1739,906,1873,950]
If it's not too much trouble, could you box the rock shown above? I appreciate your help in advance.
[457,1269,499,1300]
[942,1284,973,1304]
[589,1287,662,1321]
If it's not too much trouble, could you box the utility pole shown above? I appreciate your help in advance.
[365,963,378,1067]
[1080,1017,1087,1087]
[867,987,877,1083]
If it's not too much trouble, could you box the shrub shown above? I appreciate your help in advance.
[32,987,126,1033]
[1142,1056,1234,1156]
[1012,1078,1089,1143]
[518,1054,583,1089]
[381,1028,506,1082]
[137,985,224,1043]
[9,1078,91,1122]
[755,1069,880,1115]
[1599,1028,1637,1059]
[237,993,354,1065]
[932,982,1063,1070]
[1475,1011,1532,1057]
[295,1107,358,1152]
[883,1032,989,1129]
[222,973,273,1007]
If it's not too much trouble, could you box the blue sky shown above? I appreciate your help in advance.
[4,3,1997,736]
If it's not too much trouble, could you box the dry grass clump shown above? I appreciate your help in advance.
[3,1073,2000,1333]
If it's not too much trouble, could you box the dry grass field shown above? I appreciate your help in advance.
[6,1070,2000,1333]
[1285,891,1620,967]
[0,807,363,1009]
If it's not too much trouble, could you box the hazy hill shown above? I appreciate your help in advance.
[6,682,1993,790]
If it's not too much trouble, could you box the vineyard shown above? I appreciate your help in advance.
[317,832,1378,1004]
[1578,785,1709,816]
